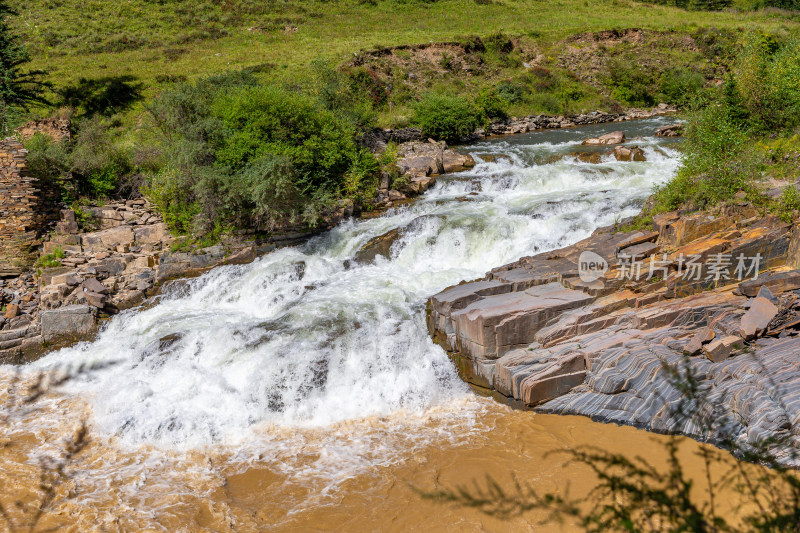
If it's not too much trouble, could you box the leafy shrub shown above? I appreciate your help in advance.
[212,84,359,190]
[657,69,706,107]
[143,166,201,234]
[312,59,379,130]
[734,34,800,131]
[35,247,64,269]
[147,70,381,233]
[652,102,763,212]
[342,149,380,203]
[23,133,70,187]
[496,81,524,104]
[475,87,508,120]
[775,185,800,222]
[69,117,132,198]
[607,60,655,107]
[762,0,800,8]
[24,120,132,201]
[412,92,482,141]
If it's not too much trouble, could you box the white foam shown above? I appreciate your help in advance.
[23,121,681,457]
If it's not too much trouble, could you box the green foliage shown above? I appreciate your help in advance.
[23,132,70,186]
[212,84,358,189]
[657,69,706,107]
[23,119,131,201]
[650,32,800,215]
[142,166,201,234]
[475,87,509,120]
[412,92,482,142]
[71,204,97,231]
[734,34,800,131]
[0,0,50,134]
[312,59,380,130]
[607,60,655,108]
[342,149,380,203]
[761,0,800,8]
[774,185,800,222]
[69,116,132,199]
[496,81,524,104]
[147,70,380,234]
[35,246,64,269]
[652,103,763,212]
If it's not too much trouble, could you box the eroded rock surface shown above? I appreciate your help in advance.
[428,206,800,459]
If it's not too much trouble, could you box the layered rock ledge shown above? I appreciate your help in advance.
[428,204,800,457]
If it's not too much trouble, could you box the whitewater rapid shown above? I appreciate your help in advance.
[28,118,681,455]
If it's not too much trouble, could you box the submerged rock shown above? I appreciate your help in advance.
[355,228,403,264]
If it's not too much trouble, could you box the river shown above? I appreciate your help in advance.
[0,117,739,531]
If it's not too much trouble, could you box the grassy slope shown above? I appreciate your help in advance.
[12,0,800,95]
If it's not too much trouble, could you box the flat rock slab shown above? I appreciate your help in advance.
[739,270,800,297]
[452,282,594,360]
[41,305,96,342]
[741,297,779,339]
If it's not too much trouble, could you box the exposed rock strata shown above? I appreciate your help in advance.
[428,207,800,459]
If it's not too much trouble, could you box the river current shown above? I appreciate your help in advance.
[0,117,726,531]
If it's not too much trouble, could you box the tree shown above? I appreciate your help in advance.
[0,1,50,135]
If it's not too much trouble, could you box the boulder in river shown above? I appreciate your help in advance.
[573,152,603,164]
[655,123,684,137]
[355,228,403,264]
[613,145,646,162]
[582,131,626,146]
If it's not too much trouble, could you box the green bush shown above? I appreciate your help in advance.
[775,185,800,222]
[496,81,524,104]
[143,166,201,234]
[69,117,132,198]
[312,59,379,130]
[734,34,800,131]
[212,84,359,190]
[607,60,655,107]
[657,69,706,107]
[23,133,70,187]
[35,247,64,269]
[412,92,482,142]
[652,101,763,212]
[475,87,508,120]
[24,120,132,201]
[147,71,382,233]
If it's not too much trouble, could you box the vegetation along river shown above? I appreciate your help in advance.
[1,117,749,531]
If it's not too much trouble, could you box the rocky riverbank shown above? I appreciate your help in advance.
[427,191,800,459]
[0,138,475,363]
[2,105,674,363]
[363,104,677,150]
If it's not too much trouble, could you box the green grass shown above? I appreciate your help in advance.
[12,0,800,98]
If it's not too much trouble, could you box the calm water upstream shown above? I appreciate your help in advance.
[0,117,741,532]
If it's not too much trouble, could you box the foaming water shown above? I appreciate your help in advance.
[2,118,683,524]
